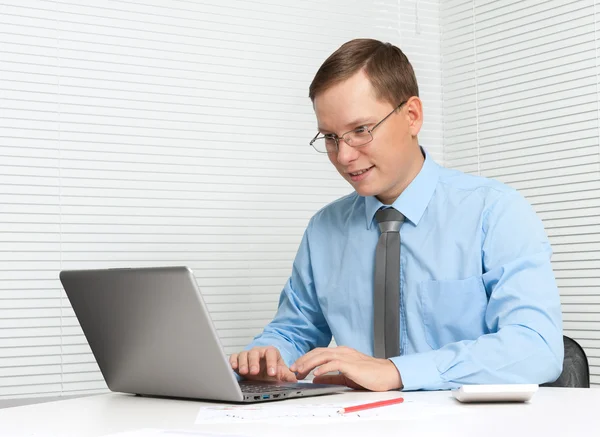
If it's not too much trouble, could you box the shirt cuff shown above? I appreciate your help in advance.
[389,350,450,391]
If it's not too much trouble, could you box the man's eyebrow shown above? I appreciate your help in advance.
[318,118,374,134]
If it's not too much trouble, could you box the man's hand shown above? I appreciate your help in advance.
[229,346,297,382]
[289,346,402,391]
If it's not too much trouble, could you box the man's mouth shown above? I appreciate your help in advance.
[349,166,374,177]
[348,166,374,181]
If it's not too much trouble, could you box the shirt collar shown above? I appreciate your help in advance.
[365,147,440,229]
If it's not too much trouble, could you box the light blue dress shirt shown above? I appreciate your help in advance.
[247,149,564,391]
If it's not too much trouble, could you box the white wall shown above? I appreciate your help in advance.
[0,1,443,399]
[441,0,600,386]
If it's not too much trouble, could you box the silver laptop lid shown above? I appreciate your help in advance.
[60,266,244,402]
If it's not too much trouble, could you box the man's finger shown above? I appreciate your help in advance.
[290,348,329,373]
[279,366,298,383]
[312,359,347,378]
[313,373,363,390]
[265,347,278,377]
[294,351,339,379]
[312,373,345,385]
[247,349,261,375]
[238,351,249,375]
[229,353,239,370]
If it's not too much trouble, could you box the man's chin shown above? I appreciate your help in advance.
[353,184,378,198]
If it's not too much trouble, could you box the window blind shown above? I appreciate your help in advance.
[0,0,443,399]
[441,0,600,385]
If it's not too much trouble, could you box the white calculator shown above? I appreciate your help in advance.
[451,384,539,403]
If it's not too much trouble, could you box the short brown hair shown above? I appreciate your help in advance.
[309,39,419,106]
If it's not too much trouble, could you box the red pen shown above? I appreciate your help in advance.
[338,397,405,414]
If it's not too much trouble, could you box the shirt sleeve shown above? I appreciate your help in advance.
[390,191,564,391]
[244,219,332,367]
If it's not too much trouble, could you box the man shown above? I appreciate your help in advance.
[229,39,564,391]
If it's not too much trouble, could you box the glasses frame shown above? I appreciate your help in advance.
[309,100,407,154]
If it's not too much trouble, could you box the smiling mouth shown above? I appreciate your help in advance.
[349,166,374,177]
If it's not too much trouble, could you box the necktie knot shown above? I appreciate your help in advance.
[375,208,405,233]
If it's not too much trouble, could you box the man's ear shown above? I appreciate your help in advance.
[406,96,423,137]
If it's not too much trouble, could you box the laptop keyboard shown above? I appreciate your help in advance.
[239,382,311,393]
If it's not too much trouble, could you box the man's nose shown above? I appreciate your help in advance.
[335,139,359,165]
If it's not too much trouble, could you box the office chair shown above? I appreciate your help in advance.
[541,335,590,388]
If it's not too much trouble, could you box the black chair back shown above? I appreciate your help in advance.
[542,335,590,388]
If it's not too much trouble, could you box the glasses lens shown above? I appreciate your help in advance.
[344,128,372,147]
[311,137,337,153]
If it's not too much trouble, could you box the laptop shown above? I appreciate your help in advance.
[59,266,349,403]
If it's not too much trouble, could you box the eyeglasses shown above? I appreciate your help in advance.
[309,101,407,154]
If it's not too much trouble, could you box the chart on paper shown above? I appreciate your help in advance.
[194,400,465,424]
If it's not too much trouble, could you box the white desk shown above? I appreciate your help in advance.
[0,388,598,436]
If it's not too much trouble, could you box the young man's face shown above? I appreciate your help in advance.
[313,70,423,205]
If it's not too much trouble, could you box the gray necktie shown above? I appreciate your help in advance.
[373,208,405,359]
